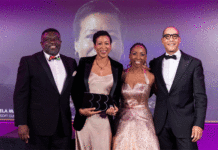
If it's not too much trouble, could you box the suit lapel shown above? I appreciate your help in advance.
[36,51,59,93]
[84,56,96,92]
[109,58,118,97]
[84,63,92,92]
[156,55,168,94]
[60,55,71,95]
[169,51,192,93]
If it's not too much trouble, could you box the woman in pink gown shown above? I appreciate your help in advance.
[113,43,160,150]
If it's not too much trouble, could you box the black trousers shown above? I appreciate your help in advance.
[26,117,71,150]
[158,116,198,150]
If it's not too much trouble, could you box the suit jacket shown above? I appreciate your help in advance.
[13,51,77,136]
[71,55,123,132]
[149,51,207,138]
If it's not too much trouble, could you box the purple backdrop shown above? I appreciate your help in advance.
[0,0,217,123]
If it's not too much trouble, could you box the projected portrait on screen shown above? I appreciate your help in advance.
[73,0,125,61]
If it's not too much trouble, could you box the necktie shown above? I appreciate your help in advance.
[49,56,60,61]
[164,55,177,60]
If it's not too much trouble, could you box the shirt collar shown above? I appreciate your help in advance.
[165,49,181,59]
[43,51,60,61]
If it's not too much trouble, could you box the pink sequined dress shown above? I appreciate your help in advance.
[112,72,160,150]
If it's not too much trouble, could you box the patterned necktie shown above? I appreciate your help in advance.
[164,55,177,60]
[49,56,60,61]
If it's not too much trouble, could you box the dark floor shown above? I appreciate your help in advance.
[0,129,75,150]
[1,124,218,150]
[0,138,75,150]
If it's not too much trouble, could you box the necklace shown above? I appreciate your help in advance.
[96,58,109,70]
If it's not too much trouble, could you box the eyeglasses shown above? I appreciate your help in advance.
[163,34,180,40]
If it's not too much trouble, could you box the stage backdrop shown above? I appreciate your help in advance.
[0,0,217,122]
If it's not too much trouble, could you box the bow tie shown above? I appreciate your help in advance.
[164,55,177,60]
[49,56,60,61]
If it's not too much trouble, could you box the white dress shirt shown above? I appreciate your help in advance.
[162,50,181,92]
[44,52,67,94]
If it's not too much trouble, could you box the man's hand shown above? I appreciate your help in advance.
[106,105,118,116]
[191,126,203,142]
[79,108,101,117]
[18,125,30,143]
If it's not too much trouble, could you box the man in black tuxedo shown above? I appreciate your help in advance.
[149,27,207,150]
[13,28,77,149]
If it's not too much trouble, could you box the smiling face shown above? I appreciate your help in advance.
[74,13,123,61]
[161,27,181,55]
[41,31,62,56]
[129,45,147,68]
[94,35,111,58]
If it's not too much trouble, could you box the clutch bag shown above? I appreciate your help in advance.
[82,92,114,111]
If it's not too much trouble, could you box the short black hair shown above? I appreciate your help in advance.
[93,30,112,45]
[130,43,147,54]
[162,26,180,37]
[41,28,60,39]
[73,0,125,41]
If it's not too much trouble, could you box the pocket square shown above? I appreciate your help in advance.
[72,71,77,76]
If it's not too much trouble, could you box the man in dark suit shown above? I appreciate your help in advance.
[149,27,207,150]
[13,28,77,149]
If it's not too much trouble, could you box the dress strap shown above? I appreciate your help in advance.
[144,73,149,85]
